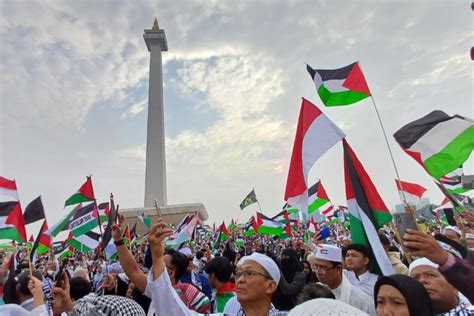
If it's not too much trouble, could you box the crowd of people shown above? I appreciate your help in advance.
[1,211,473,316]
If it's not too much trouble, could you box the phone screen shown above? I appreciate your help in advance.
[394,213,418,251]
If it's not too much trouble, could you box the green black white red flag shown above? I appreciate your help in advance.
[306,62,371,107]
[393,110,474,180]
[343,139,393,276]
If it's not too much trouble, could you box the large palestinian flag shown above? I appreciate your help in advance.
[393,111,474,180]
[306,62,371,107]
[308,181,334,217]
[68,203,99,237]
[285,98,345,214]
[343,139,393,276]
[395,179,426,207]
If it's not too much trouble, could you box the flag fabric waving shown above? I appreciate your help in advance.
[0,177,19,201]
[343,139,393,276]
[306,62,371,107]
[285,98,345,215]
[240,189,258,210]
[308,181,334,217]
[67,231,101,253]
[256,212,284,236]
[31,220,52,262]
[395,179,427,206]
[0,201,27,242]
[137,212,151,228]
[68,203,99,237]
[98,202,110,224]
[393,110,474,180]
[64,177,95,208]
[440,167,468,194]
[23,196,45,225]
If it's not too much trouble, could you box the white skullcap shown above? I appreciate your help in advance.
[409,258,439,275]
[179,247,192,257]
[288,298,368,316]
[237,252,280,283]
[314,244,342,263]
[444,226,461,237]
[306,252,316,265]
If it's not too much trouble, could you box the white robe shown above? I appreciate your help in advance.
[330,275,376,316]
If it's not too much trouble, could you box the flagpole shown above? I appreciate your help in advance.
[369,96,409,207]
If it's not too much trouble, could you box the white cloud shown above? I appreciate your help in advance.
[121,99,147,119]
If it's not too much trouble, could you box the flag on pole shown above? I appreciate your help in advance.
[393,110,474,180]
[64,177,95,208]
[243,216,257,237]
[23,196,46,225]
[256,213,284,236]
[308,181,334,217]
[285,98,345,215]
[343,139,393,276]
[308,216,318,233]
[240,189,258,210]
[31,220,52,262]
[0,201,27,242]
[306,62,371,107]
[395,179,427,206]
[98,202,110,223]
[100,194,118,257]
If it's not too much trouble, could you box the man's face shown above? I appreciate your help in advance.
[345,250,368,272]
[235,260,276,303]
[313,258,339,286]
[410,265,457,306]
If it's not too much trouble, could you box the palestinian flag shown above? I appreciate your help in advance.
[308,216,318,234]
[23,196,45,225]
[64,176,95,208]
[395,179,427,206]
[0,177,19,201]
[285,98,345,214]
[68,203,99,237]
[166,214,200,250]
[306,62,371,107]
[281,222,293,239]
[0,201,27,242]
[130,222,138,246]
[66,231,100,253]
[31,220,52,262]
[393,110,474,180]
[256,212,284,236]
[227,219,237,231]
[219,222,229,242]
[271,210,290,224]
[308,181,334,217]
[240,189,258,210]
[343,139,393,275]
[282,203,300,222]
[98,202,110,223]
[104,238,117,260]
[243,216,257,237]
[46,206,77,237]
[137,212,151,228]
[123,224,131,247]
[54,245,73,260]
[440,167,468,194]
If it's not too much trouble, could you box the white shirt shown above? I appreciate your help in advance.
[331,275,376,316]
[344,269,378,298]
[0,304,48,316]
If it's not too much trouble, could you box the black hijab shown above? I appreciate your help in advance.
[280,248,302,283]
[374,274,433,316]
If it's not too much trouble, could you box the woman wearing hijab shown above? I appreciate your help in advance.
[374,274,433,316]
[272,248,306,311]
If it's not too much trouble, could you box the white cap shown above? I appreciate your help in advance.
[237,252,281,283]
[179,247,192,257]
[314,244,342,263]
[444,226,461,237]
[408,257,439,275]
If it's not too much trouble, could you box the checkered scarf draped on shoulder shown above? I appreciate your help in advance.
[72,293,146,316]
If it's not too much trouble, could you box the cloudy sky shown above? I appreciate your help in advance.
[1,0,472,235]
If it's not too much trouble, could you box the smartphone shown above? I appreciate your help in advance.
[318,227,331,240]
[393,213,418,251]
[55,258,68,287]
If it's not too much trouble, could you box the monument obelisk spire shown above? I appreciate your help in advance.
[143,18,168,207]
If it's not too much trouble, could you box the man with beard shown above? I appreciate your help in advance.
[272,248,306,311]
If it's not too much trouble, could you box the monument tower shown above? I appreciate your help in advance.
[143,18,168,207]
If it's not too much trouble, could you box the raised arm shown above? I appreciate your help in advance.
[112,214,147,293]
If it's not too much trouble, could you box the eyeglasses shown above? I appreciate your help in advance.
[235,269,271,280]
[312,264,334,272]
